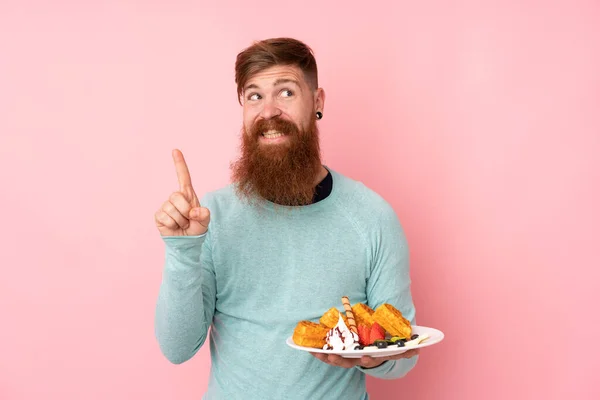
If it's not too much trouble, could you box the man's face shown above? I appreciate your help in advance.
[242,64,323,148]
[230,64,326,206]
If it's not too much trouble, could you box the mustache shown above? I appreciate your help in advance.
[250,117,300,138]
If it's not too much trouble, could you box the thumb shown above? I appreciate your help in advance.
[189,207,210,223]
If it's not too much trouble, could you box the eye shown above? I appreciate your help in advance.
[247,93,261,101]
[280,89,294,98]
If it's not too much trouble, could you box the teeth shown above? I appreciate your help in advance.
[262,130,284,138]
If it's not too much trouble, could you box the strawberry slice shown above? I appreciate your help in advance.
[357,324,370,346]
[369,322,386,344]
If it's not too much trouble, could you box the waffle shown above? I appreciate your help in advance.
[319,307,348,329]
[351,303,375,329]
[292,320,329,348]
[372,303,412,339]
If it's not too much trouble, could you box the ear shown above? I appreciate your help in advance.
[314,88,325,114]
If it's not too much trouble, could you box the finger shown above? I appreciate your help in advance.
[169,192,193,219]
[402,349,420,358]
[162,200,190,229]
[359,355,384,369]
[191,192,200,208]
[172,149,194,193]
[310,353,330,363]
[189,206,210,226]
[326,354,358,368]
[386,348,420,361]
[310,352,337,367]
[310,352,360,368]
[155,210,178,230]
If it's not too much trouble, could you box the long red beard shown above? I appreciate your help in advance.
[230,114,322,206]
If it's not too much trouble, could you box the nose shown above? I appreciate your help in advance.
[259,97,282,120]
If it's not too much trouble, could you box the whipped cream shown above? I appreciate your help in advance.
[323,314,359,351]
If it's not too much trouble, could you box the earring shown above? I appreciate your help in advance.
[316,111,323,120]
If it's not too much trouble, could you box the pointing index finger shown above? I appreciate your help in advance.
[172,149,194,192]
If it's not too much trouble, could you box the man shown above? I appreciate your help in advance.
[154,37,419,399]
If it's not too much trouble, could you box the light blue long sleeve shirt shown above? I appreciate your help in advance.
[155,167,418,399]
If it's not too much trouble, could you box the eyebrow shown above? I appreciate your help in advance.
[244,78,300,92]
[273,78,300,87]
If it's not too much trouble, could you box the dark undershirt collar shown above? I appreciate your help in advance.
[312,170,333,204]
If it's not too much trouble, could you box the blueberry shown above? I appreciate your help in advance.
[354,345,364,350]
[397,341,405,347]
[411,334,419,340]
[375,340,388,349]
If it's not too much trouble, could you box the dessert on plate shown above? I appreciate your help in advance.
[292,296,426,351]
[292,320,330,348]
[319,307,349,329]
[322,314,359,351]
[352,302,375,328]
[372,303,412,339]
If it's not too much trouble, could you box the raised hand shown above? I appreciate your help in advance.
[154,149,210,236]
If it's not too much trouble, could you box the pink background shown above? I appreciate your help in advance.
[1,1,599,399]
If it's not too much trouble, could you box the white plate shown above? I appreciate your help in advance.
[286,325,444,358]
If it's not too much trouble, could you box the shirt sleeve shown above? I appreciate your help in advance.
[355,202,418,379]
[154,224,217,364]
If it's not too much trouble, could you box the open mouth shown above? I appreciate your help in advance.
[261,130,286,139]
